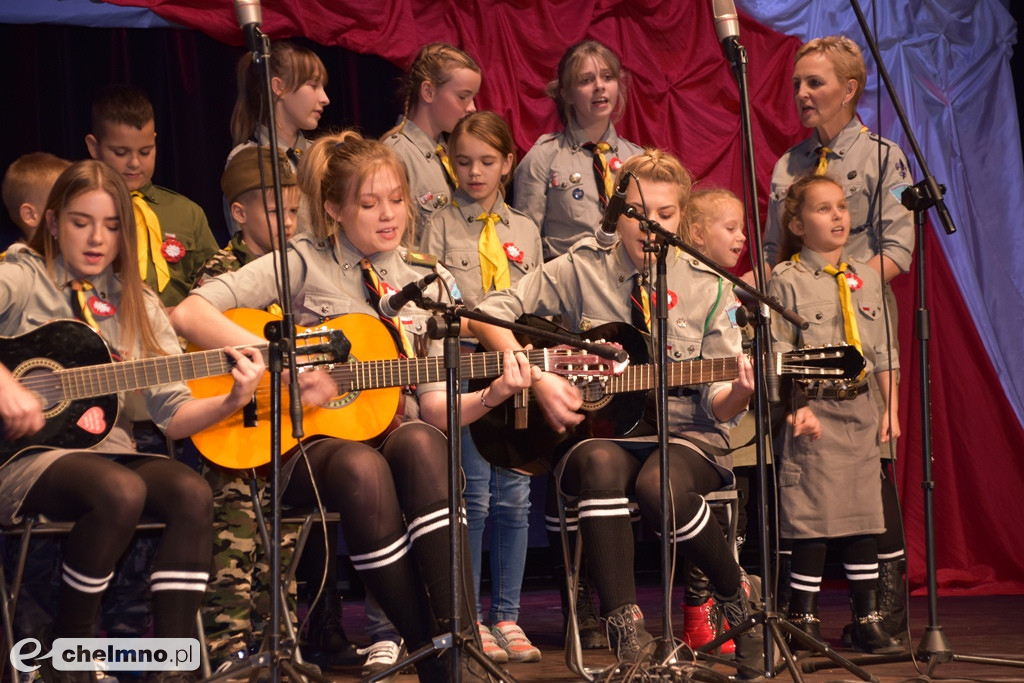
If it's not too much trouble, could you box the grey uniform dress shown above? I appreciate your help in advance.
[384,120,454,239]
[0,246,191,524]
[474,236,744,477]
[418,188,543,308]
[513,121,643,261]
[768,248,896,539]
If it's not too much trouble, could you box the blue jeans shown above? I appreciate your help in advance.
[462,425,532,624]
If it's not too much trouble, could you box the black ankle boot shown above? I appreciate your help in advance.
[878,557,908,638]
[848,589,904,654]
[302,595,361,668]
[602,603,654,663]
[559,573,607,649]
[714,572,764,681]
[785,590,821,651]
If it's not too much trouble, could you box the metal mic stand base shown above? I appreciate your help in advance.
[200,478,329,683]
[696,609,882,683]
[368,633,513,683]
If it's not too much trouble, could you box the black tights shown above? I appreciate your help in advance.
[561,440,740,613]
[21,453,212,637]
[284,424,474,652]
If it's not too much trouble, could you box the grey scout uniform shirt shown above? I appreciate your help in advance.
[193,232,452,397]
[763,117,915,272]
[418,188,543,308]
[474,236,744,451]
[385,119,453,239]
[513,121,644,261]
[0,246,191,523]
[768,247,896,377]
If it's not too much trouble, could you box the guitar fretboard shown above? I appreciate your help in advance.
[602,357,739,395]
[31,346,267,404]
[329,348,569,391]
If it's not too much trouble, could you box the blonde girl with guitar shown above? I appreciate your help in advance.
[469,150,764,672]
[0,160,265,681]
[171,131,531,682]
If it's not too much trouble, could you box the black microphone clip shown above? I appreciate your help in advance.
[379,273,439,318]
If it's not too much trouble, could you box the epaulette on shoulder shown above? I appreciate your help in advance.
[405,250,438,268]
[773,259,798,277]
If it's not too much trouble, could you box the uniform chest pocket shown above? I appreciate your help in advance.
[300,290,356,323]
[442,248,480,279]
[547,168,588,222]
[798,299,843,347]
[855,299,881,323]
[845,183,871,233]
[665,327,704,361]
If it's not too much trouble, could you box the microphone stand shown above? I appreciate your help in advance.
[802,3,1022,674]
[202,28,326,683]
[367,299,624,683]
[627,209,881,683]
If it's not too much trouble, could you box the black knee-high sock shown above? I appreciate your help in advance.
[406,501,476,632]
[55,562,113,638]
[671,495,740,597]
[789,539,827,605]
[350,527,436,649]
[578,490,634,615]
[150,562,209,638]
[841,536,879,593]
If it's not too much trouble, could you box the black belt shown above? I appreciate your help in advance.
[803,380,868,401]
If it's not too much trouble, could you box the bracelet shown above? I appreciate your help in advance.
[479,388,496,409]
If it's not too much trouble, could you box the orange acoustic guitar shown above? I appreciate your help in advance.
[188,309,622,469]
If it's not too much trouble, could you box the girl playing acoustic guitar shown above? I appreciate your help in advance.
[470,149,764,674]
[171,130,532,682]
[0,160,265,683]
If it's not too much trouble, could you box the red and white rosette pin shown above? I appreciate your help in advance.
[503,242,524,263]
[844,271,864,291]
[88,296,117,318]
[609,157,623,173]
[161,235,186,263]
[651,289,678,310]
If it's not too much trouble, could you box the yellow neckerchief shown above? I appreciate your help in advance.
[130,191,170,292]
[793,252,864,376]
[476,211,510,292]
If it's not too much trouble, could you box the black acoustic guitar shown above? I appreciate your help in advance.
[0,319,349,466]
[469,319,865,474]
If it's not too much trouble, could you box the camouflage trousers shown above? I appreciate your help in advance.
[201,463,300,664]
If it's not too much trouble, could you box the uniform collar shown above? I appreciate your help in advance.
[227,232,259,266]
[796,247,857,273]
[808,117,868,162]
[453,189,510,225]
[398,119,441,159]
[566,118,621,152]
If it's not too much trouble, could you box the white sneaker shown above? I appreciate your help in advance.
[357,639,405,680]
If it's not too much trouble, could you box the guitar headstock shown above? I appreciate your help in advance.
[294,327,352,368]
[544,344,629,378]
[777,344,865,380]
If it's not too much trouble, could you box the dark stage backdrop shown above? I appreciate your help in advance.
[1,0,1022,596]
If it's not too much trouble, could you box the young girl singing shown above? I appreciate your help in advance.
[768,174,902,654]
[0,160,265,683]
[419,111,543,663]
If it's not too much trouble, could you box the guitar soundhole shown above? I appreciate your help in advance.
[323,353,360,410]
[13,360,66,416]
[577,379,612,411]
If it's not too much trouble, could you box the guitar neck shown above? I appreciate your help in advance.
[58,345,268,401]
[329,348,561,391]
[602,357,739,395]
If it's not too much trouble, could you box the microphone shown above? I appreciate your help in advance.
[596,173,633,247]
[379,273,439,318]
[712,0,742,62]
[234,0,263,53]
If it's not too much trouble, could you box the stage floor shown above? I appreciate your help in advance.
[327,587,1024,682]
